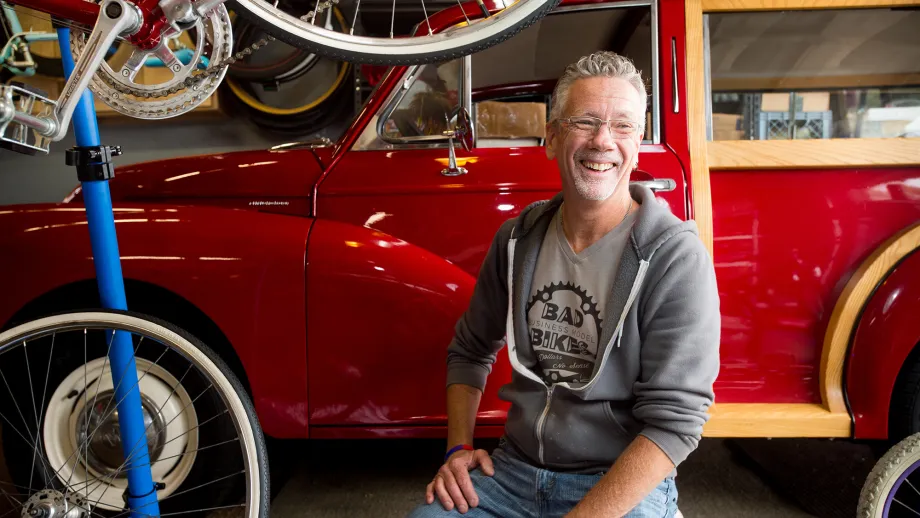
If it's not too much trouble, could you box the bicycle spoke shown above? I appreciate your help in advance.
[0,477,35,495]
[0,499,23,518]
[86,375,208,504]
[0,406,40,475]
[161,409,228,449]
[454,0,471,26]
[35,332,56,484]
[310,0,321,24]
[111,502,245,518]
[895,497,920,517]
[76,329,117,499]
[390,0,396,38]
[420,0,432,35]
[23,341,39,492]
[350,0,360,35]
[907,478,920,498]
[68,436,240,495]
[66,330,91,489]
[0,364,47,482]
[39,338,155,493]
[0,483,23,510]
[68,407,230,496]
[100,470,245,518]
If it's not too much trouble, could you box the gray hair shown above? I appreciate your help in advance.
[550,51,648,134]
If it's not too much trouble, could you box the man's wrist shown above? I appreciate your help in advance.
[444,444,473,462]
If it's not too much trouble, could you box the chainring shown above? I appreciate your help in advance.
[70,4,232,120]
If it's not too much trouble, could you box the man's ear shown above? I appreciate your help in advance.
[545,121,557,160]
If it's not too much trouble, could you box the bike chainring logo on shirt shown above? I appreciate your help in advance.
[526,282,602,383]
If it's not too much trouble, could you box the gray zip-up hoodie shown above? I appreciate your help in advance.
[446,183,721,473]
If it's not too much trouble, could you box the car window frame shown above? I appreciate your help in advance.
[698,0,920,169]
[370,0,661,149]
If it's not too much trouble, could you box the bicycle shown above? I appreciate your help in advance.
[0,0,558,516]
[1,2,208,84]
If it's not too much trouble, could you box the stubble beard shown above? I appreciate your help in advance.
[571,165,622,201]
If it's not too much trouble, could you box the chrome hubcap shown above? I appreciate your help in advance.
[75,390,166,477]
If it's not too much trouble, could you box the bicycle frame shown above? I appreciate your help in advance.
[57,27,162,517]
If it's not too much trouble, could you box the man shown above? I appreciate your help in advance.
[408,51,720,518]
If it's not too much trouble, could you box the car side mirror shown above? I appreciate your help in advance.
[450,106,473,152]
[440,106,473,177]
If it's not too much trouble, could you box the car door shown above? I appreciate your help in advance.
[310,0,690,430]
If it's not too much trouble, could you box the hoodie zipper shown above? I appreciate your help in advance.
[536,385,554,465]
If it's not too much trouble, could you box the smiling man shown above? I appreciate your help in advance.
[409,51,721,518]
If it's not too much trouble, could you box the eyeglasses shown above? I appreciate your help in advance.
[555,116,641,138]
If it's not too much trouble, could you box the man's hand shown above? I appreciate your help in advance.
[426,448,495,514]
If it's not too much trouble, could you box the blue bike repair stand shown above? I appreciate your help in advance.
[58,28,162,518]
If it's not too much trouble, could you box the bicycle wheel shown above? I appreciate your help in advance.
[227,0,561,65]
[0,310,268,518]
[859,432,920,517]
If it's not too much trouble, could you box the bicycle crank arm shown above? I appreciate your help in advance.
[49,0,142,141]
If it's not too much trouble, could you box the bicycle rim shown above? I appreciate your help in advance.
[228,0,561,65]
[0,311,268,518]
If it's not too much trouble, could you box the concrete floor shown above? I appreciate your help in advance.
[0,432,879,517]
[267,437,876,518]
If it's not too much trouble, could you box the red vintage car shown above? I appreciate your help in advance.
[1,0,919,494]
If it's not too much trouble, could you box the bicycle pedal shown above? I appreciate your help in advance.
[0,83,56,155]
[8,81,51,99]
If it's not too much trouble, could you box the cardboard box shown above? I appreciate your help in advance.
[712,113,744,141]
[761,92,830,113]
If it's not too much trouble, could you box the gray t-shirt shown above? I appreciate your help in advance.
[526,206,636,386]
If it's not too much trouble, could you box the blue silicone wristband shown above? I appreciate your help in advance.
[444,444,473,462]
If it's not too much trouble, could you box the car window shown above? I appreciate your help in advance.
[475,94,550,148]
[379,59,462,141]
[705,8,920,140]
[470,4,657,147]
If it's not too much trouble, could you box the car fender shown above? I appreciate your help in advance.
[845,247,920,439]
[0,203,312,438]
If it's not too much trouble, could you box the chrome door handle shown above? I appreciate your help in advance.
[631,179,676,192]
[671,37,679,114]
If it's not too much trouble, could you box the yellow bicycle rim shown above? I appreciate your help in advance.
[225,6,351,116]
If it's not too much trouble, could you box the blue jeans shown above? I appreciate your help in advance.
[407,439,679,518]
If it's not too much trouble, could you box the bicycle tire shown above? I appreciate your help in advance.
[226,0,562,65]
[0,310,270,518]
[220,61,353,135]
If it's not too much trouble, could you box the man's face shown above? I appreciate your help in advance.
[545,76,644,202]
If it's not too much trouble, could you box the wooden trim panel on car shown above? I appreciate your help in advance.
[684,0,714,255]
[701,0,920,169]
[708,139,920,169]
[821,223,920,414]
[703,403,851,437]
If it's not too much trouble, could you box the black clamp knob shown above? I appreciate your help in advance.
[65,145,123,182]
[122,481,166,503]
